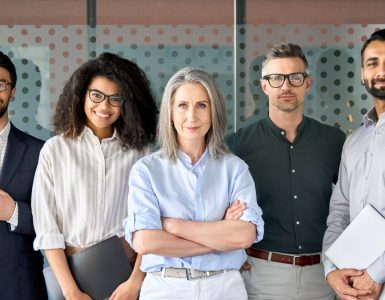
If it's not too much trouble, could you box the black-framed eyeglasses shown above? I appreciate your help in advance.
[262,72,309,88]
[88,89,122,107]
[0,80,12,92]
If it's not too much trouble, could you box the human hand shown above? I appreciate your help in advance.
[351,270,383,300]
[0,189,16,221]
[224,200,246,220]
[161,217,180,235]
[326,269,371,300]
[109,277,141,300]
[64,289,93,300]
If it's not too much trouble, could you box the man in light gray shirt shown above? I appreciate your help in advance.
[322,28,385,300]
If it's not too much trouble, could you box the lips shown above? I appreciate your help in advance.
[94,111,111,119]
[373,80,385,88]
[185,126,199,130]
[279,94,296,100]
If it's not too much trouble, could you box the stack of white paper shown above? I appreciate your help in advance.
[325,204,385,270]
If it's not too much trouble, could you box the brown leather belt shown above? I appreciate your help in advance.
[246,248,320,267]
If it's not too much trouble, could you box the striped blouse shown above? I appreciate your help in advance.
[32,126,148,250]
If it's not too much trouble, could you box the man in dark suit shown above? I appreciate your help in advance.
[0,51,47,299]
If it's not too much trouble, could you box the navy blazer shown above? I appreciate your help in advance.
[0,123,48,300]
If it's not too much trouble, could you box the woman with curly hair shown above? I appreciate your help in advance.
[31,52,158,300]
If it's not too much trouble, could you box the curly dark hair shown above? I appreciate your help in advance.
[54,52,158,151]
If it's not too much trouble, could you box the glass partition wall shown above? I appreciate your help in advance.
[1,0,384,140]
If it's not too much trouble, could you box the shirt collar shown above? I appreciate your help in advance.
[266,115,306,142]
[77,126,120,142]
[364,107,380,127]
[177,147,209,167]
[0,121,11,143]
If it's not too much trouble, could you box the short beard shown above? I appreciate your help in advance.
[0,101,9,118]
[364,79,385,100]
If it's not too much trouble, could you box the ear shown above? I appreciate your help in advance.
[260,79,269,95]
[361,68,364,85]
[304,75,312,92]
[10,87,16,100]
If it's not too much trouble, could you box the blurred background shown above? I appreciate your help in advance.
[1,0,385,140]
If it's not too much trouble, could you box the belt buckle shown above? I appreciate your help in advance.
[186,268,199,280]
[292,255,300,266]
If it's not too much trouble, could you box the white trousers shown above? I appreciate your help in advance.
[140,270,247,300]
[242,256,335,300]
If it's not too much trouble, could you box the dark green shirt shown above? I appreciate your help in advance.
[226,116,345,254]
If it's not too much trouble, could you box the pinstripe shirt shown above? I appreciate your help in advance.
[0,121,10,169]
[32,126,148,250]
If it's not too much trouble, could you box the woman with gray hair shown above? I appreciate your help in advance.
[124,67,264,299]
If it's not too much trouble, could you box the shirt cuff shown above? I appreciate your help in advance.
[7,201,18,231]
[322,257,337,278]
[367,255,385,284]
[33,233,65,250]
[240,209,264,243]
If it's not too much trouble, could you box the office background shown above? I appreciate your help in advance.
[1,0,385,141]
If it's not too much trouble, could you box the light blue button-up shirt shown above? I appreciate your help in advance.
[323,107,385,283]
[125,148,264,272]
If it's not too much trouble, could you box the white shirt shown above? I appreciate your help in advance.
[32,126,148,250]
[323,107,385,283]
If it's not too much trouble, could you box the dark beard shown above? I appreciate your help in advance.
[364,79,385,100]
[0,101,9,118]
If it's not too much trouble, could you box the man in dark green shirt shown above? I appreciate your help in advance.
[227,43,345,300]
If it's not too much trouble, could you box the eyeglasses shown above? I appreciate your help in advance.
[0,80,12,92]
[88,89,122,107]
[262,72,309,88]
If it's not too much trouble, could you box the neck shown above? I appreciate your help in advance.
[93,128,113,141]
[178,139,206,165]
[269,108,303,143]
[374,98,385,120]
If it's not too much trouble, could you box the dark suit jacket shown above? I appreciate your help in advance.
[0,123,48,300]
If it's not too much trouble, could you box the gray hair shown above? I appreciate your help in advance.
[157,67,229,161]
[261,43,309,77]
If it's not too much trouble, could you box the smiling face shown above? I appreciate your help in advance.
[84,76,121,140]
[261,57,311,114]
[361,40,385,101]
[172,83,212,149]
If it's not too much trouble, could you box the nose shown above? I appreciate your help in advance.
[98,97,111,109]
[281,77,292,90]
[187,106,197,120]
[378,61,385,76]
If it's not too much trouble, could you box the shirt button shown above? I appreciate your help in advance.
[281,131,285,135]
[296,221,300,225]
[290,145,294,149]
[298,245,302,249]
[292,169,296,173]
[293,195,298,199]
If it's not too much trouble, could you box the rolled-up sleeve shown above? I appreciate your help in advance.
[32,143,65,250]
[124,161,162,247]
[230,159,264,243]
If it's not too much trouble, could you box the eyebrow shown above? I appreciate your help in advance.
[365,57,379,63]
[89,88,120,96]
